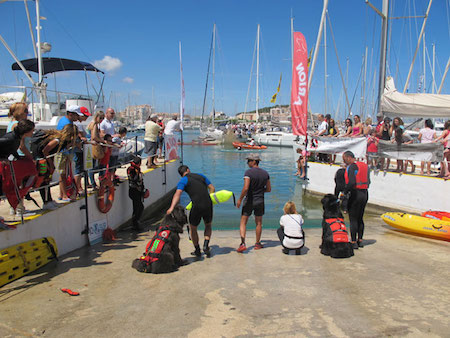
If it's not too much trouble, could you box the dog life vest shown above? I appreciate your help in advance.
[344,161,369,190]
[139,226,172,265]
[325,218,349,243]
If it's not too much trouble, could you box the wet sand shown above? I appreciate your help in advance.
[0,216,449,337]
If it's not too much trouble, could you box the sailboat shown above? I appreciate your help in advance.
[0,0,105,132]
[199,23,224,142]
[255,18,308,148]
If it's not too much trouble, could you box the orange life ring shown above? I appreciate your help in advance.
[97,178,115,213]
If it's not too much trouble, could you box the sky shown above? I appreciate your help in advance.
[0,0,449,119]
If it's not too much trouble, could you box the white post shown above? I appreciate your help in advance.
[403,0,433,93]
[256,24,260,122]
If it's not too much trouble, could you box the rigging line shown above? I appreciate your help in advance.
[200,29,214,126]
[350,60,364,111]
[244,34,257,117]
[326,11,351,116]
[40,1,92,63]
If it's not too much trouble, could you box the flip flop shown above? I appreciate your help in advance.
[61,288,79,296]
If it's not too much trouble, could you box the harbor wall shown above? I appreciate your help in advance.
[305,161,448,213]
[0,159,180,256]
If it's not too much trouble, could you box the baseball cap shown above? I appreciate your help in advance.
[67,105,83,116]
[150,114,158,120]
[80,106,91,116]
[245,153,261,161]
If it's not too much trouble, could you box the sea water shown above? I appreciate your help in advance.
[160,130,324,230]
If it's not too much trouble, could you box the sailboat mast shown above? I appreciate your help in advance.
[212,23,216,126]
[324,15,327,116]
[36,0,44,120]
[256,24,260,122]
[376,0,389,116]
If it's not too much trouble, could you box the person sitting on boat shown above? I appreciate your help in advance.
[351,115,364,137]
[294,148,307,178]
[340,118,353,137]
[277,201,304,255]
[249,138,255,146]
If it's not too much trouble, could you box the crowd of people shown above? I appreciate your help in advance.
[0,103,132,220]
[310,113,450,177]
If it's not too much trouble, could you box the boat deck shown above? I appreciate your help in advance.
[0,217,449,337]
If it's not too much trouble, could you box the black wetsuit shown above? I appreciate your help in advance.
[179,173,212,226]
[344,163,369,242]
[128,164,145,229]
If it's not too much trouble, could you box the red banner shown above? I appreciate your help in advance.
[290,32,309,136]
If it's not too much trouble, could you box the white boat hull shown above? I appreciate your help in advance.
[302,161,449,213]
[256,132,304,147]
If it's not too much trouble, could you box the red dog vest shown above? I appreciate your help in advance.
[325,218,349,243]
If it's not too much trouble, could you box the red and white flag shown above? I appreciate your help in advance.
[290,32,308,136]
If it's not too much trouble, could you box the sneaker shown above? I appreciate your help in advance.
[9,207,15,216]
[237,243,247,253]
[191,249,201,257]
[358,241,364,248]
[59,198,72,204]
[16,211,36,218]
[282,248,289,255]
[352,242,359,250]
[42,202,58,211]
[254,242,264,250]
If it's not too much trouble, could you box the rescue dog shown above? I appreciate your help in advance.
[320,194,354,258]
[132,205,187,273]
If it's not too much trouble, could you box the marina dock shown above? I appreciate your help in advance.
[0,217,449,337]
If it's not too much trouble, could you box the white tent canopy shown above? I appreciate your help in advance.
[381,77,450,118]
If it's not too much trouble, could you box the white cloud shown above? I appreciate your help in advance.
[122,77,134,84]
[93,55,122,73]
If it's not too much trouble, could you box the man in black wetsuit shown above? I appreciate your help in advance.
[167,165,215,257]
[342,151,370,250]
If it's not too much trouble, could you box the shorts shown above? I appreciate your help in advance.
[55,153,73,175]
[242,200,265,217]
[144,141,158,157]
[189,205,213,227]
[73,151,83,175]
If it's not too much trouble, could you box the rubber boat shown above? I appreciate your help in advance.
[422,211,450,221]
[232,142,267,150]
[381,212,450,241]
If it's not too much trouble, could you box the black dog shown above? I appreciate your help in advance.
[320,194,354,258]
[132,205,187,273]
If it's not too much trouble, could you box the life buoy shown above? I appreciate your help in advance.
[97,178,115,213]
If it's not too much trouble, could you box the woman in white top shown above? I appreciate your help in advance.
[278,201,304,255]
[418,119,437,175]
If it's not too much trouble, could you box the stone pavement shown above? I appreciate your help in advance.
[0,217,449,337]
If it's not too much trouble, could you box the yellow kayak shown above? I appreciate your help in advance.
[381,212,450,241]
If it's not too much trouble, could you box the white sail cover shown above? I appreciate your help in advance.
[381,77,450,118]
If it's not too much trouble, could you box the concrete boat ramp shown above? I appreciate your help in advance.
[0,218,449,337]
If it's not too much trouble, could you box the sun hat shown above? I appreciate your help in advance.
[245,153,261,161]
[67,105,83,116]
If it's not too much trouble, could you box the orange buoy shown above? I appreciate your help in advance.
[97,177,115,213]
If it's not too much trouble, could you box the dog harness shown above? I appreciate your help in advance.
[325,218,349,243]
[139,226,172,264]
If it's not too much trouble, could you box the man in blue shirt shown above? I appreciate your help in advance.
[57,105,83,130]
[167,165,215,257]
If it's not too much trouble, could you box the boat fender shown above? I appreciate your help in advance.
[97,178,115,213]
[186,190,235,210]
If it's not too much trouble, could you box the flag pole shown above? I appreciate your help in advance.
[179,41,185,164]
